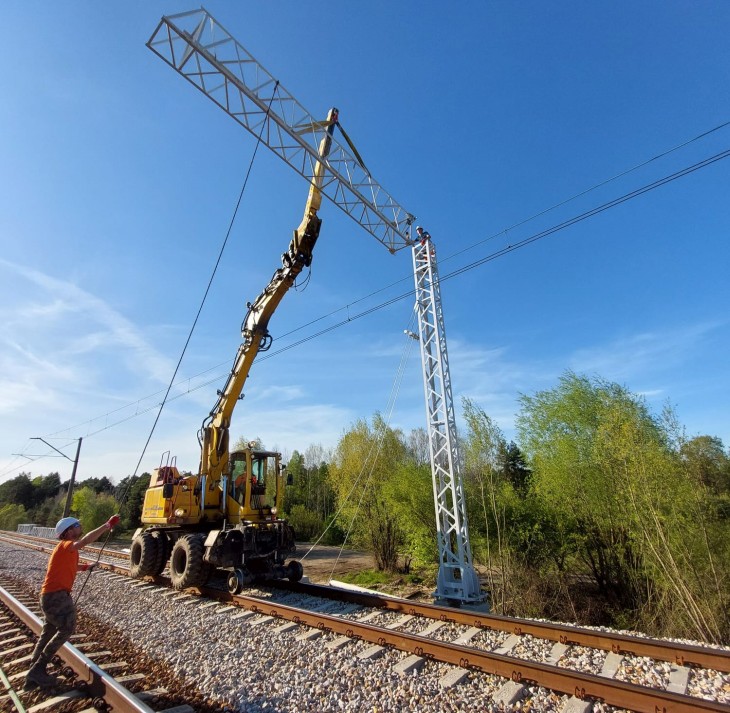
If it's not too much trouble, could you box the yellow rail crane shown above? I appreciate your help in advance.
[131,9,414,592]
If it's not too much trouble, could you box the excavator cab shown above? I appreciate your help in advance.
[229,448,282,520]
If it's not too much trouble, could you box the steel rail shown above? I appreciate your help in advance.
[275,579,730,673]
[0,585,154,713]
[0,532,130,560]
[3,531,729,675]
[196,585,729,713]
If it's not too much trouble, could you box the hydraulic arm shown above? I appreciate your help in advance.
[199,108,338,486]
[134,111,336,590]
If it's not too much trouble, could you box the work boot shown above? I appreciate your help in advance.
[23,654,58,690]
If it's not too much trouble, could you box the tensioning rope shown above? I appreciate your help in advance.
[74,81,282,603]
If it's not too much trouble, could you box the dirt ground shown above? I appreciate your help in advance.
[295,543,375,584]
[294,543,431,600]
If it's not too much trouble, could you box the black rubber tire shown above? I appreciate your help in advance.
[129,532,159,578]
[169,534,208,590]
[151,530,172,575]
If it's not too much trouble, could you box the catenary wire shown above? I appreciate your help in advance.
[275,119,730,339]
[2,139,729,481]
[73,83,284,603]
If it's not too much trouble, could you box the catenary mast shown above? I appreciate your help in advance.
[411,238,488,608]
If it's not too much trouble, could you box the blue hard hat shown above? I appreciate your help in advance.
[55,517,80,538]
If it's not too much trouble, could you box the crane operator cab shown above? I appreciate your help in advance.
[230,449,278,515]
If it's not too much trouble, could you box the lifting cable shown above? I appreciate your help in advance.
[75,81,282,603]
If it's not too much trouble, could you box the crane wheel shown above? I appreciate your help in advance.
[286,560,304,582]
[227,569,243,594]
[169,534,208,590]
[129,532,160,578]
[150,530,172,575]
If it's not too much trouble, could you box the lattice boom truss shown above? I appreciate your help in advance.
[148,8,414,252]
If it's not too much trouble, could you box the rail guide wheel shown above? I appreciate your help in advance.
[227,567,254,594]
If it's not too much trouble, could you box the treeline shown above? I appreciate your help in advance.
[284,371,730,644]
[0,472,151,533]
[2,370,728,643]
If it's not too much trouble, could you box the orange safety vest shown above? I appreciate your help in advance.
[41,540,79,594]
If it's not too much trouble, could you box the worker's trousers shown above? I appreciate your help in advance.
[30,590,76,662]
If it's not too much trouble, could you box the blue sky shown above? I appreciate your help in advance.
[1,1,728,485]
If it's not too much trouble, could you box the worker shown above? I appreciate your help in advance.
[415,225,431,245]
[415,226,436,263]
[24,513,121,690]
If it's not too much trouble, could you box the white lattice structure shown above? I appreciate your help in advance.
[147,9,414,253]
[412,239,487,607]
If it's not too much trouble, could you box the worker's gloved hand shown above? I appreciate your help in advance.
[106,514,121,530]
[81,562,97,572]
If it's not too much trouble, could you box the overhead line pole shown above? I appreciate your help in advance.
[30,437,83,518]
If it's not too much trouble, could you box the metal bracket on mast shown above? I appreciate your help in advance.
[412,239,488,609]
[147,8,414,252]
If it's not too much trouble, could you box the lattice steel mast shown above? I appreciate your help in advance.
[412,238,487,607]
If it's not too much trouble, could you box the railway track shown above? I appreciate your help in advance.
[2,531,729,712]
[0,579,218,713]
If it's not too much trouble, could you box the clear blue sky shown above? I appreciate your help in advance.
[1,1,728,484]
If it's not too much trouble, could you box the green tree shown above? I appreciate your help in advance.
[406,427,430,466]
[286,504,324,541]
[462,397,527,611]
[500,442,531,494]
[282,446,337,543]
[384,460,436,570]
[232,436,263,451]
[0,503,28,531]
[115,473,151,530]
[516,371,729,642]
[680,435,730,495]
[516,373,655,607]
[77,476,115,494]
[329,414,407,572]
[0,474,34,509]
[72,487,118,530]
[31,473,62,505]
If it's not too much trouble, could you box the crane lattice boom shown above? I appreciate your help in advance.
[147,8,414,252]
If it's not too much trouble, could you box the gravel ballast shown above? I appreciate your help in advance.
[2,544,728,712]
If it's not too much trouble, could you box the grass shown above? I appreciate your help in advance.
[338,568,429,591]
